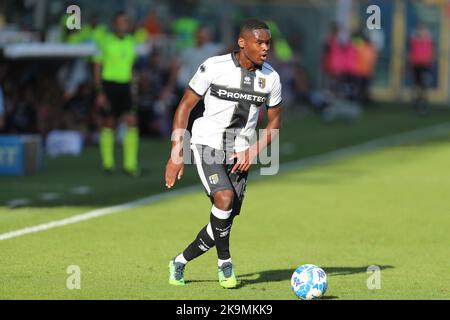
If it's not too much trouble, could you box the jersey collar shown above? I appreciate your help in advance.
[231,50,263,71]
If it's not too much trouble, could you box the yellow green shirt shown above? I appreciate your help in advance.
[95,33,136,83]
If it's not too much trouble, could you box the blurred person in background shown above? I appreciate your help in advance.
[342,33,358,101]
[94,11,141,176]
[161,25,225,132]
[171,16,200,51]
[353,31,378,104]
[408,21,434,115]
[8,86,37,134]
[135,49,171,137]
[321,23,345,96]
[142,10,163,39]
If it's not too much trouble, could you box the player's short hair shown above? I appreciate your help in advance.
[239,18,269,36]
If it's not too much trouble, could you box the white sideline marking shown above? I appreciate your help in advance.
[1,122,450,242]
[0,185,201,241]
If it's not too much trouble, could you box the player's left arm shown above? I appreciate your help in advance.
[231,105,282,173]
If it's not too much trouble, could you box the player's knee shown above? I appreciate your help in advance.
[213,189,234,211]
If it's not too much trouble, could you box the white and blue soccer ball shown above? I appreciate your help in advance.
[291,264,327,300]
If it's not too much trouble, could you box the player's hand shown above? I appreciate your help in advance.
[95,92,108,109]
[230,147,258,174]
[165,158,184,189]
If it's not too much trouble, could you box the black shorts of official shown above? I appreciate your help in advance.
[191,144,249,216]
[102,81,133,118]
[412,65,431,88]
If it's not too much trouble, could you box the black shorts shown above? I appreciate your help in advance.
[412,66,431,88]
[191,144,249,216]
[102,81,133,118]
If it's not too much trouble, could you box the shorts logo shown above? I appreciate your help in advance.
[209,174,219,185]
[258,78,266,89]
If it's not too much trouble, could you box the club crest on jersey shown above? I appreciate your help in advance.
[258,78,266,89]
[209,174,219,185]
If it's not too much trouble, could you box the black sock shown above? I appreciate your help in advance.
[210,211,233,260]
[182,224,215,261]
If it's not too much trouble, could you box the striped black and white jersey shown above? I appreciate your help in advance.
[188,51,282,152]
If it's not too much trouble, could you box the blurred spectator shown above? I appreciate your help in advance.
[57,59,91,102]
[353,33,378,103]
[131,19,150,45]
[171,16,200,51]
[136,50,171,137]
[61,82,95,136]
[321,23,346,96]
[143,10,163,38]
[162,25,224,132]
[7,86,37,133]
[292,63,313,107]
[263,21,301,108]
[408,22,434,115]
[65,15,108,44]
[342,33,358,101]
[265,20,293,63]
[320,24,364,122]
[175,26,224,89]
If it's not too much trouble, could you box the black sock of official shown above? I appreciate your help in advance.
[182,224,215,262]
[210,206,233,260]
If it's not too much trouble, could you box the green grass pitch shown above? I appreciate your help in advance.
[0,104,449,299]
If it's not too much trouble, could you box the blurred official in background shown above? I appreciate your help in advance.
[94,11,140,176]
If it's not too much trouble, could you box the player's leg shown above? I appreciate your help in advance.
[122,111,140,175]
[115,82,140,176]
[171,191,236,287]
[99,116,115,173]
[213,164,249,288]
[211,189,238,288]
[170,223,215,285]
[169,145,235,286]
[191,145,236,267]
[99,82,116,173]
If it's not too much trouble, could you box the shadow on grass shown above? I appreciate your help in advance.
[238,265,394,287]
[188,265,394,297]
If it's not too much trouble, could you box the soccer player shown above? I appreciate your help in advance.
[164,19,282,288]
[94,11,140,176]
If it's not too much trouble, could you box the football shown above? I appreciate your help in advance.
[291,264,328,300]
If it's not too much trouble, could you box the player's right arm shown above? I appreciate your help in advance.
[165,89,201,189]
[165,58,213,189]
